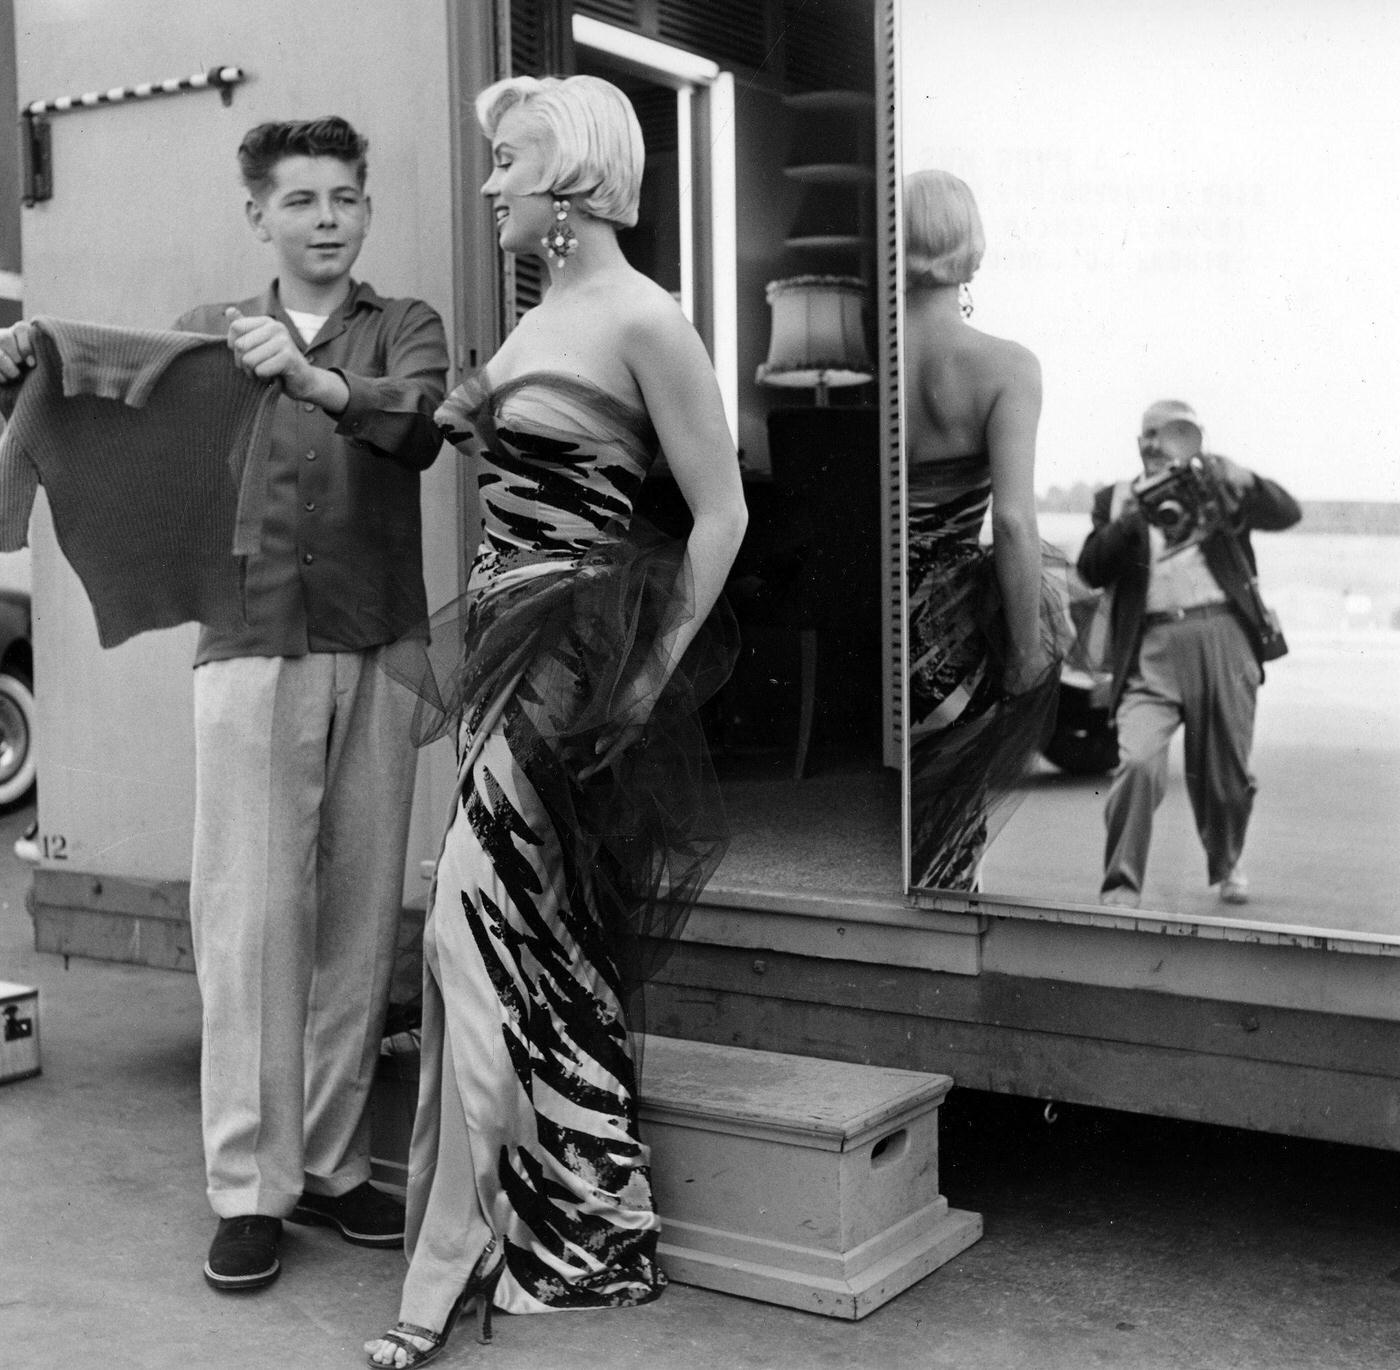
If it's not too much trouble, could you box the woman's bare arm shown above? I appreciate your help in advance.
[985,341,1048,693]
[581,292,748,773]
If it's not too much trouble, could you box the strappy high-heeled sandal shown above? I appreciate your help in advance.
[367,1239,505,1368]
[369,1316,454,1370]
[468,1242,506,1346]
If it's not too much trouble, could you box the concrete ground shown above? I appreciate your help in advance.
[1,797,1397,1370]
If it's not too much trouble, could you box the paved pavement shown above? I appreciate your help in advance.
[1,799,1397,1369]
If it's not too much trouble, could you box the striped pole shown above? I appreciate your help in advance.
[21,66,247,205]
[24,66,245,118]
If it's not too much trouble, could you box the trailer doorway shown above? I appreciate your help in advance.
[573,12,898,905]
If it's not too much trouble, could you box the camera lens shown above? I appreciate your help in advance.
[1156,500,1186,530]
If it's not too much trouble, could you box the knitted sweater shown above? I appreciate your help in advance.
[0,317,278,647]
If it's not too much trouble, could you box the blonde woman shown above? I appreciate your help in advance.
[367,75,746,1367]
[903,169,1066,890]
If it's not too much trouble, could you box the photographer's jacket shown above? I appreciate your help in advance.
[1077,463,1301,708]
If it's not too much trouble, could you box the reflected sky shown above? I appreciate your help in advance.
[900,0,1400,502]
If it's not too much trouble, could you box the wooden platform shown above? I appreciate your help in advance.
[26,849,1400,1151]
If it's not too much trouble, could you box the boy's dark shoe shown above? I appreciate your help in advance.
[290,1180,405,1248]
[204,1215,282,1291]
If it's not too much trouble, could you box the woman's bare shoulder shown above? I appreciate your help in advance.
[968,326,1040,378]
[611,274,707,373]
[611,271,687,334]
[908,316,1038,375]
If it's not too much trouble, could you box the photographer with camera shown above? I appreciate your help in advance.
[1077,399,1301,909]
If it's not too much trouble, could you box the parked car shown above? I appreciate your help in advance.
[1043,663,1118,776]
[0,588,35,808]
[1041,570,1118,777]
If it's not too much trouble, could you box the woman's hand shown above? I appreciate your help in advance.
[577,720,649,780]
[577,676,656,780]
[1003,646,1053,698]
[0,322,35,382]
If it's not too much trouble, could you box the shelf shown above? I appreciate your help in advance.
[784,234,871,252]
[784,164,875,186]
[783,90,874,114]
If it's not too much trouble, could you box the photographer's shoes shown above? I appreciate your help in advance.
[1099,887,1141,909]
[1102,876,1250,906]
[1218,868,1250,905]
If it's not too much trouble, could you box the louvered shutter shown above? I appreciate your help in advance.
[655,0,772,69]
[574,0,644,26]
[780,0,876,92]
[502,0,575,327]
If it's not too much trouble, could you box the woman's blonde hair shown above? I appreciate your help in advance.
[904,169,985,288]
[475,74,644,227]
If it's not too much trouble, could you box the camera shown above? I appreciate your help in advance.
[1131,455,1236,555]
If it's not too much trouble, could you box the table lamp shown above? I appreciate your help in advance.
[756,274,873,406]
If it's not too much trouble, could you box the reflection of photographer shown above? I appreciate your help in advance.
[1077,399,1302,909]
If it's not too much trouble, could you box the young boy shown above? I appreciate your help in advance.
[182,116,447,1292]
[0,116,449,1292]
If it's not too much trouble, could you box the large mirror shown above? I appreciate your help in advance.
[901,0,1400,942]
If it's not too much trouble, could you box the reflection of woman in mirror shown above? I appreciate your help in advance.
[904,170,1067,889]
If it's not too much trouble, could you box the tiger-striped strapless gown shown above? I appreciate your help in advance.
[907,454,1066,890]
[393,371,733,1327]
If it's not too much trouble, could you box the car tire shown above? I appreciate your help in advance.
[0,670,36,808]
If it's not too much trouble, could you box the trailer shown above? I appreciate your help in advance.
[9,0,1399,1152]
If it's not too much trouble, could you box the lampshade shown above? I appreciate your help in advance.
[756,275,873,402]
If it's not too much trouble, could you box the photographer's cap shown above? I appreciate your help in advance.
[1141,398,1202,437]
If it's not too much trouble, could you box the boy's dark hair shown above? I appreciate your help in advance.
[237,116,369,199]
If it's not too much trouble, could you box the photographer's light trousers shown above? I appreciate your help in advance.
[1102,611,1260,894]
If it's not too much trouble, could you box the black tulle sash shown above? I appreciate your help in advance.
[382,518,738,1000]
[907,534,1072,890]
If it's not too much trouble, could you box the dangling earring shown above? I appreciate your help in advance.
[543,197,579,265]
[958,283,974,320]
